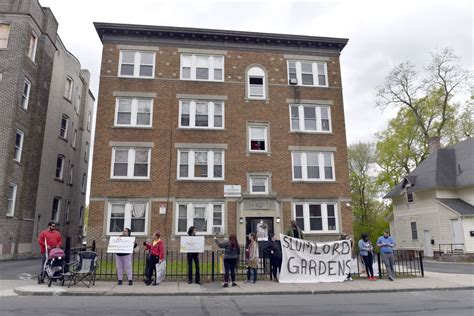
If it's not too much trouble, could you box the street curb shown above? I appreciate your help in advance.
[13,286,474,297]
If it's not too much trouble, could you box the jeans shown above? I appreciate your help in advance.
[247,267,257,282]
[381,252,395,278]
[187,253,200,283]
[223,258,236,283]
[39,253,47,276]
[361,253,374,277]
[270,258,282,279]
[115,254,133,281]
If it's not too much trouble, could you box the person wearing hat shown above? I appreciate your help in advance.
[143,230,165,285]
[285,220,304,239]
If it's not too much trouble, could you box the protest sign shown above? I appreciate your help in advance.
[107,236,136,254]
[180,236,205,253]
[279,234,352,283]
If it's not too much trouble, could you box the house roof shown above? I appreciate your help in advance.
[384,138,474,198]
[437,198,474,216]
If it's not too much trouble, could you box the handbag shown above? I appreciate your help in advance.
[247,259,258,269]
[155,259,167,284]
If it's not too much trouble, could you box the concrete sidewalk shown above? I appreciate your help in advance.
[11,272,474,296]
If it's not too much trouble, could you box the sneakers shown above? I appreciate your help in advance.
[196,281,202,285]
[117,280,122,285]
[231,282,237,287]
[188,281,193,284]
[128,280,133,286]
[222,283,229,288]
[344,277,353,282]
[388,276,394,281]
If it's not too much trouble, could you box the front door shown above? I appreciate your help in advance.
[423,230,433,257]
[246,217,274,242]
[451,219,464,250]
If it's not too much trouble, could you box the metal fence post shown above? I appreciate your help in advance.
[419,251,424,277]
[92,240,96,252]
[377,252,382,278]
[64,237,71,272]
[211,251,215,282]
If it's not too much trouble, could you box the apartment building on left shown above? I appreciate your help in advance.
[0,0,94,259]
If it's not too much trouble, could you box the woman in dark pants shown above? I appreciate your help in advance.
[187,226,201,284]
[214,234,240,288]
[143,230,165,286]
[264,233,282,282]
[358,233,376,280]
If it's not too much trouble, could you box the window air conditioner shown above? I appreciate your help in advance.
[289,78,298,85]
[212,226,222,235]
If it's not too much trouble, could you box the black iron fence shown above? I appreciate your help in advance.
[65,239,424,281]
[438,243,465,254]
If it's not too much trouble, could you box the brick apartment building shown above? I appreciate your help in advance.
[0,0,93,259]
[90,22,351,249]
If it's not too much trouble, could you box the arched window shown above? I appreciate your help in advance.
[247,66,266,99]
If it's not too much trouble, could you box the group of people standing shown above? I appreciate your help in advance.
[358,230,396,281]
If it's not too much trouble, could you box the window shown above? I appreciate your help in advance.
[84,142,89,162]
[72,128,77,148]
[68,164,74,185]
[51,197,61,222]
[28,33,37,61]
[177,150,224,180]
[81,173,87,193]
[175,202,224,235]
[6,184,17,216]
[75,94,81,114]
[292,152,334,181]
[65,201,71,223]
[249,125,268,152]
[13,130,24,162]
[55,155,65,179]
[0,24,10,48]
[108,201,148,235]
[86,112,91,131]
[79,206,84,225]
[290,105,332,132]
[180,54,224,81]
[20,79,31,110]
[64,77,73,100]
[287,60,327,87]
[247,66,266,99]
[293,202,339,233]
[250,176,268,194]
[119,51,155,78]
[115,98,153,127]
[59,115,69,139]
[179,100,224,129]
[407,192,414,203]
[111,147,151,179]
[411,222,418,240]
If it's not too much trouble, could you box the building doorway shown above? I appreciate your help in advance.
[245,217,274,243]
[423,230,433,257]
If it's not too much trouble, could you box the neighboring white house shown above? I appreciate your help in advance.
[385,138,474,256]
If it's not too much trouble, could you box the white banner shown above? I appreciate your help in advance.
[279,234,352,283]
[180,236,205,253]
[107,236,136,254]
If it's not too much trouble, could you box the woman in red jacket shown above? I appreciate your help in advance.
[143,230,165,285]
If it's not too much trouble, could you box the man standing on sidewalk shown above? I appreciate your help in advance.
[377,230,396,281]
[37,222,62,280]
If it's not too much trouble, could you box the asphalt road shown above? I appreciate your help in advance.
[0,290,473,315]
[422,260,474,274]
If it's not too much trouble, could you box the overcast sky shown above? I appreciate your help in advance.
[40,0,472,144]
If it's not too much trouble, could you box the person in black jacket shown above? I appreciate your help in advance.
[265,233,282,282]
[187,226,201,284]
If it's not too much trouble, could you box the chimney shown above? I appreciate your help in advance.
[428,136,441,153]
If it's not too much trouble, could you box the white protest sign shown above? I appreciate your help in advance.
[279,234,352,283]
[107,236,136,254]
[180,236,205,253]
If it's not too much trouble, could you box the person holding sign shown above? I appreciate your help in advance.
[115,228,137,285]
[245,233,259,284]
[377,230,396,281]
[144,230,165,286]
[214,234,240,288]
[358,233,376,281]
[186,226,201,285]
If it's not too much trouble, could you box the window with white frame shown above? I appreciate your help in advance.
[250,176,268,194]
[178,150,224,180]
[75,94,81,114]
[111,147,151,179]
[249,125,268,152]
[292,152,335,181]
[290,105,331,132]
[176,202,224,235]
[108,201,148,235]
[179,100,224,129]
[247,66,266,99]
[115,98,153,127]
[13,130,24,162]
[64,77,73,100]
[119,51,155,78]
[68,164,74,185]
[84,142,89,162]
[180,54,224,81]
[20,79,31,110]
[65,201,71,223]
[287,60,327,87]
[28,33,37,62]
[6,183,17,216]
[411,222,418,240]
[59,114,69,139]
[55,155,65,179]
[72,128,77,149]
[0,24,10,48]
[86,111,91,131]
[293,202,338,233]
[81,173,86,193]
[51,197,61,222]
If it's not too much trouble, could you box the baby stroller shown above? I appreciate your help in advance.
[38,247,66,287]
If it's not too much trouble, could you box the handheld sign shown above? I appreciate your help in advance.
[279,234,352,283]
[180,236,205,253]
[107,236,136,254]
